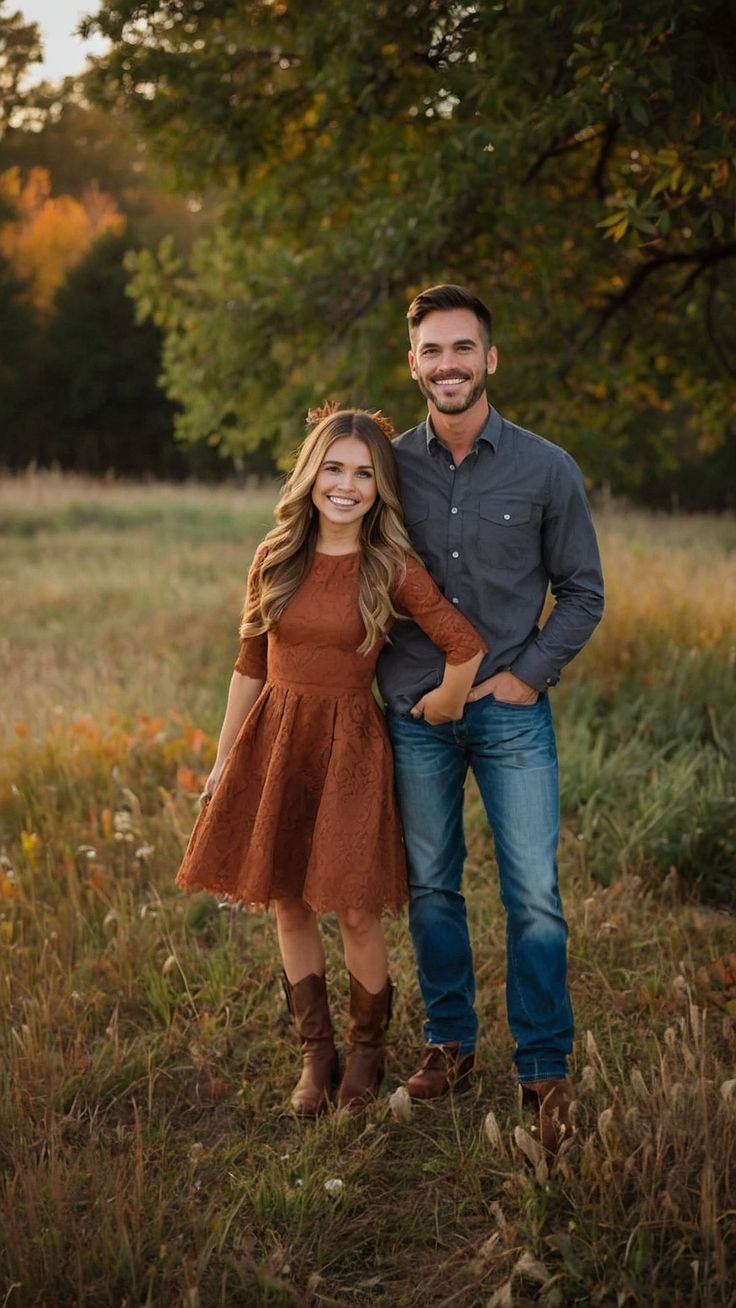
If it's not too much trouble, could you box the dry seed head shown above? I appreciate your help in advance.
[664,1025,678,1048]
[483,1108,504,1152]
[489,1200,507,1229]
[579,1064,597,1093]
[720,1079,736,1102]
[512,1251,550,1285]
[162,955,177,976]
[513,1126,548,1184]
[488,1279,513,1308]
[478,1231,501,1260]
[629,1068,648,1099]
[597,1107,615,1142]
[388,1085,412,1124]
[584,1029,599,1060]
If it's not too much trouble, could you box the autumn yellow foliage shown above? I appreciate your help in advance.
[0,166,124,313]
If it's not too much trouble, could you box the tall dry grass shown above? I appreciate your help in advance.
[0,473,734,1306]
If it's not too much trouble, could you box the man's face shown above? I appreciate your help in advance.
[408,308,497,415]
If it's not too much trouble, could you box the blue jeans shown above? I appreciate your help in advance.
[387,694,573,1082]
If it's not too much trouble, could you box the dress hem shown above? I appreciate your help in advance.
[175,876,406,919]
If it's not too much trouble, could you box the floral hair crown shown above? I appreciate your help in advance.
[306,400,396,440]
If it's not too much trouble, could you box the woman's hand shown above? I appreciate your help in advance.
[202,762,224,802]
[410,689,464,725]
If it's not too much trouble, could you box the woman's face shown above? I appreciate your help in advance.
[311,436,378,529]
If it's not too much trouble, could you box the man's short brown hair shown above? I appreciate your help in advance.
[406,284,492,350]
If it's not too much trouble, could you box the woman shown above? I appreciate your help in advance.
[175,405,485,1115]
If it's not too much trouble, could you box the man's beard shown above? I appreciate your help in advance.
[416,369,488,414]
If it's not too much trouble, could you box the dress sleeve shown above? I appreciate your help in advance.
[233,542,269,679]
[393,555,486,665]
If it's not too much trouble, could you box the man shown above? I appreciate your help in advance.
[376,284,604,1149]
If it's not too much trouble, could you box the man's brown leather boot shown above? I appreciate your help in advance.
[337,974,394,1112]
[521,1076,574,1153]
[404,1042,475,1100]
[282,972,339,1117]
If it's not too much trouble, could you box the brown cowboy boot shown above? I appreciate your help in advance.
[337,974,394,1112]
[521,1076,574,1154]
[282,972,339,1117]
[404,1042,475,1101]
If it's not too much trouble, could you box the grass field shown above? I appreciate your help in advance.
[0,471,734,1307]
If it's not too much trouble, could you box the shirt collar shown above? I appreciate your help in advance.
[424,405,502,455]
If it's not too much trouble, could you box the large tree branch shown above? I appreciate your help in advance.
[592,121,620,199]
[581,241,736,345]
[522,125,612,185]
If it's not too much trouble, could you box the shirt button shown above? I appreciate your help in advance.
[546,677,553,685]
[451,550,459,559]
[451,506,458,514]
[452,597,459,605]
[503,513,511,521]
[448,464,455,472]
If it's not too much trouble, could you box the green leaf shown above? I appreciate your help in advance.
[597,210,629,228]
[630,97,650,126]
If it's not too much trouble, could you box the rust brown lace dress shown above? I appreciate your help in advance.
[175,547,484,916]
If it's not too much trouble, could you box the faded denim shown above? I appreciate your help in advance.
[388,692,573,1082]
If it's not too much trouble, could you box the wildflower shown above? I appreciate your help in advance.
[20,831,40,868]
[14,722,28,738]
[324,1178,344,1197]
[135,844,155,862]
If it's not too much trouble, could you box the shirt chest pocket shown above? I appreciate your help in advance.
[402,499,445,575]
[476,499,541,565]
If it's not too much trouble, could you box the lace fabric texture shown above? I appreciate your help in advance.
[175,549,483,915]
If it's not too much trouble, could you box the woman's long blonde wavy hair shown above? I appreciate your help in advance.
[240,407,417,655]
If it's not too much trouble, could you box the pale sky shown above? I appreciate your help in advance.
[19,1,108,84]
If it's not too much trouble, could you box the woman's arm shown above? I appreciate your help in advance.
[204,670,265,795]
[410,650,484,725]
[393,556,486,726]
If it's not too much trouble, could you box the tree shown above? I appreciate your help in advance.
[0,2,41,139]
[42,230,179,476]
[82,1,736,497]
[0,94,219,252]
[0,165,125,312]
[0,248,38,462]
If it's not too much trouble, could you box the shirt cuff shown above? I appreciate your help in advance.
[509,646,560,692]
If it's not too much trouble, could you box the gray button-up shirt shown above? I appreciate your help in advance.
[377,406,604,714]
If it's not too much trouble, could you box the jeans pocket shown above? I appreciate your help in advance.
[489,693,541,709]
